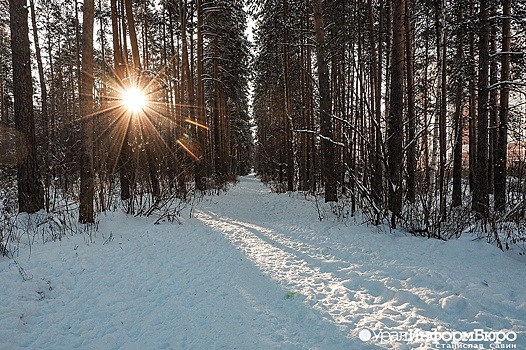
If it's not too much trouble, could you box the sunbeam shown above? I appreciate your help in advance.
[121,86,148,114]
[185,118,209,130]
[176,139,201,161]
[75,53,209,173]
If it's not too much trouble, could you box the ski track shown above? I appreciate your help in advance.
[1,175,525,349]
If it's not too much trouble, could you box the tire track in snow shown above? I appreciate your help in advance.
[196,210,440,349]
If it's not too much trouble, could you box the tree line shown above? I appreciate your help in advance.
[251,0,526,238]
[1,0,253,224]
[1,0,526,243]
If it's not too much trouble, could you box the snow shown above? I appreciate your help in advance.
[1,174,525,349]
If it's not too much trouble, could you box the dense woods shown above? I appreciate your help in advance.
[251,0,526,240]
[1,0,526,252]
[1,0,253,225]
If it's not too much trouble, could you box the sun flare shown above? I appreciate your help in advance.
[121,86,147,114]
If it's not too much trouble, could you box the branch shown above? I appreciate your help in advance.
[294,129,345,148]
[488,80,526,91]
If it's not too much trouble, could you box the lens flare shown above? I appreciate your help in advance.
[122,86,147,114]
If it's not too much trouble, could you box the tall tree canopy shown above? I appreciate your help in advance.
[1,0,525,241]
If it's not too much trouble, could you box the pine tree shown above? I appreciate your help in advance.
[387,0,405,227]
[494,0,512,212]
[9,0,44,213]
[473,0,491,218]
[312,0,337,202]
[79,0,95,223]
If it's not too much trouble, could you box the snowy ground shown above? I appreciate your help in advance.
[1,175,525,349]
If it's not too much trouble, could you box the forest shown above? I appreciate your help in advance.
[1,0,526,256]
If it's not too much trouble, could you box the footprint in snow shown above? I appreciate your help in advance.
[439,294,468,314]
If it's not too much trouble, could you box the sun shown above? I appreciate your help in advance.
[121,86,147,114]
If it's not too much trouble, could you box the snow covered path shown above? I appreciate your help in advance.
[1,175,526,349]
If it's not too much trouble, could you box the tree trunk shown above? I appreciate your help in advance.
[0,30,7,126]
[439,0,447,221]
[472,0,490,217]
[298,10,308,191]
[124,0,141,70]
[494,0,511,211]
[452,4,464,207]
[422,7,430,191]
[212,13,226,182]
[79,0,95,223]
[9,0,44,213]
[387,0,405,227]
[468,1,477,194]
[368,0,384,212]
[29,0,50,212]
[194,0,207,190]
[179,0,199,180]
[112,0,133,201]
[110,0,123,79]
[405,0,416,203]
[282,0,294,192]
[312,0,337,202]
[489,19,498,195]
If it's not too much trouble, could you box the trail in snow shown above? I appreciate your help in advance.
[0,174,525,350]
[195,175,526,349]
[196,210,439,338]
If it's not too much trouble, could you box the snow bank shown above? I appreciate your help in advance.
[1,175,524,349]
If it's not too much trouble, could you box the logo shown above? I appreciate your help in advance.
[357,328,518,349]
[358,329,373,342]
